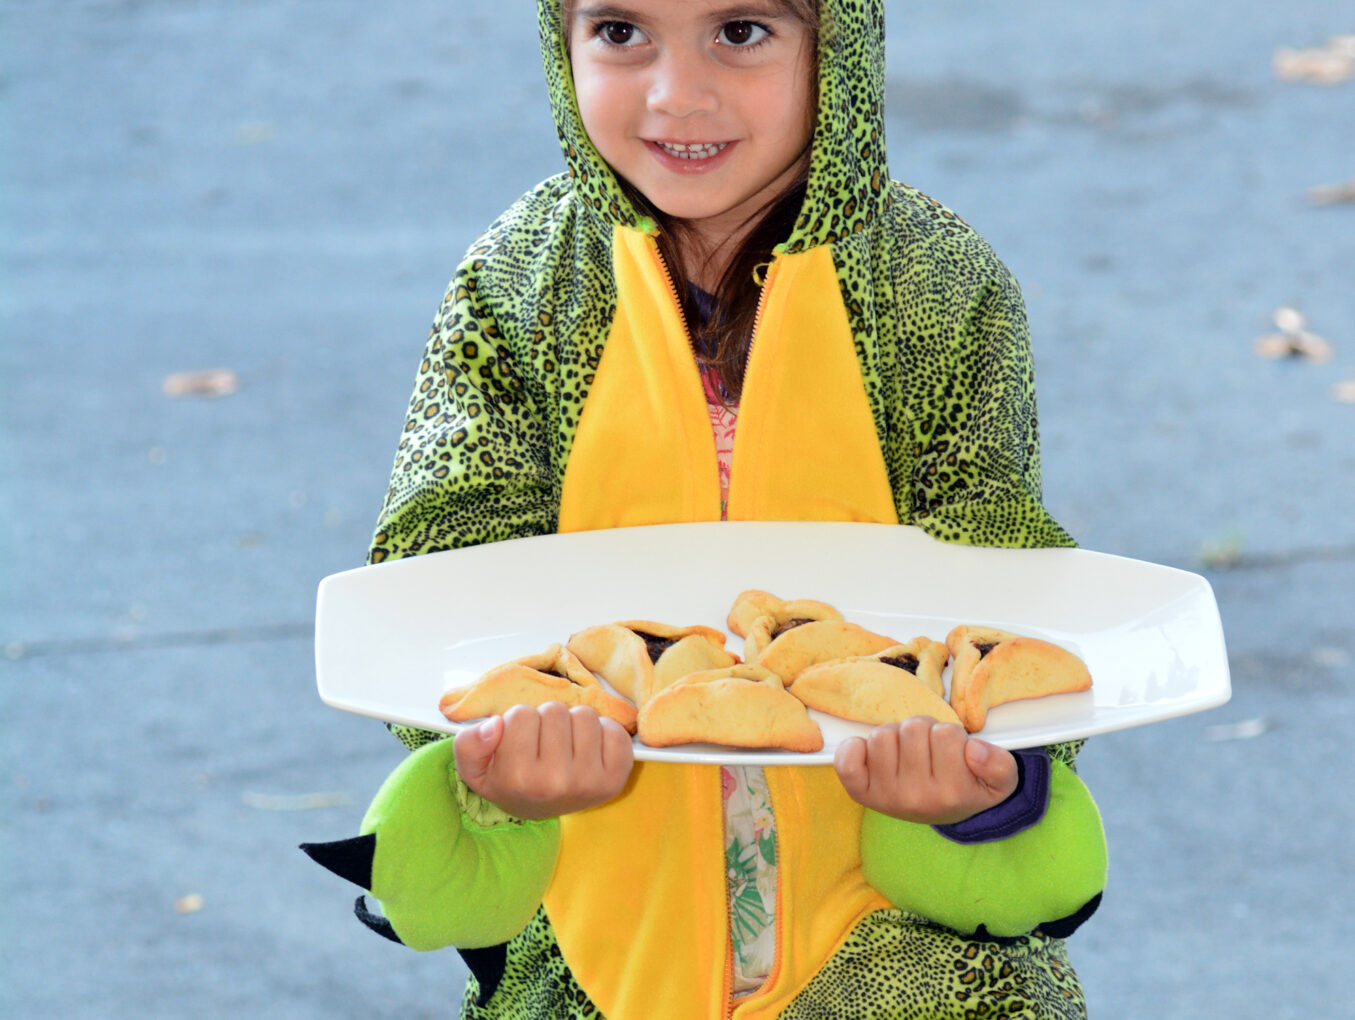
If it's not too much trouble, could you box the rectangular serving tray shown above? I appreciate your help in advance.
[315,522,1231,764]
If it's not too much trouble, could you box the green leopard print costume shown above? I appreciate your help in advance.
[369,0,1070,567]
[458,905,1087,1020]
[319,1,1104,1017]
[446,744,1093,1018]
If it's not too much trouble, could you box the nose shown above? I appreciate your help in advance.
[646,50,718,118]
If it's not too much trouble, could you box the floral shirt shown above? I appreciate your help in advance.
[701,356,779,996]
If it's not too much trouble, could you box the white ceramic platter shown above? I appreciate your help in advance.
[315,522,1231,764]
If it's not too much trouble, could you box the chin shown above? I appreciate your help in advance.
[637,187,751,225]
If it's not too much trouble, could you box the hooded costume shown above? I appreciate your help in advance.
[303,1,1108,1016]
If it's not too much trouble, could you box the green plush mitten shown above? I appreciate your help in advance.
[303,736,560,951]
[860,759,1107,938]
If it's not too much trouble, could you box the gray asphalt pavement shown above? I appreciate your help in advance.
[3,1,1353,1016]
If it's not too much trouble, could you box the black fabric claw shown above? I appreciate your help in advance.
[1037,891,1103,939]
[970,891,1103,945]
[459,943,509,1005]
[299,833,377,891]
[354,895,404,945]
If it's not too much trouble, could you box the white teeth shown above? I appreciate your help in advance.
[655,141,729,160]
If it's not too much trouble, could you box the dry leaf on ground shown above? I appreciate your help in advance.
[1204,718,1270,742]
[174,893,205,915]
[162,369,239,398]
[1308,178,1355,205]
[1274,35,1355,84]
[241,791,352,811]
[1253,307,1334,362]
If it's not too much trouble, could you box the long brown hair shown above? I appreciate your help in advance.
[561,0,821,402]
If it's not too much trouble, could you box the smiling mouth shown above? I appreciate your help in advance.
[652,141,731,160]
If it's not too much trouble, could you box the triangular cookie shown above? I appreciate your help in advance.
[946,625,1092,732]
[726,589,843,638]
[791,637,959,726]
[439,643,638,732]
[566,620,737,705]
[747,619,899,683]
[637,664,824,752]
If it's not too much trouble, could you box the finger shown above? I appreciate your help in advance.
[534,701,574,762]
[452,716,503,786]
[964,739,1018,797]
[927,721,970,773]
[866,725,903,790]
[598,717,635,788]
[833,736,869,798]
[892,718,933,780]
[497,703,545,762]
[568,706,603,767]
[598,717,634,771]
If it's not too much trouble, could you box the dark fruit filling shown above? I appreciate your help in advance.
[632,631,679,663]
[772,618,815,639]
[879,654,920,674]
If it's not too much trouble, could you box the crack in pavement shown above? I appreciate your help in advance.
[5,544,1351,661]
[2,621,315,661]
[1192,541,1355,573]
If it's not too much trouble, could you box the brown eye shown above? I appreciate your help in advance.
[601,21,637,45]
[718,21,768,46]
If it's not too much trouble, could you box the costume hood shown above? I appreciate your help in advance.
[537,0,891,251]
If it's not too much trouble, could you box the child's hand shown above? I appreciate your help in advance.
[833,717,1018,825]
[452,702,635,820]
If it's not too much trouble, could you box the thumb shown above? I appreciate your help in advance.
[452,717,503,786]
[833,736,869,798]
[964,739,1017,796]
[598,717,636,774]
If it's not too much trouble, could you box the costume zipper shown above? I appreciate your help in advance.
[646,236,696,358]
[648,235,780,382]
[743,256,779,391]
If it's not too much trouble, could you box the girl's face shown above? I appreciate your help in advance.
[568,0,814,244]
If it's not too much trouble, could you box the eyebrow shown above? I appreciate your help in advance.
[572,2,792,21]
[572,4,638,18]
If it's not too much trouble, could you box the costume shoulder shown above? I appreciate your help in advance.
[369,174,618,563]
[854,181,1073,548]
[461,174,585,301]
[879,180,1021,296]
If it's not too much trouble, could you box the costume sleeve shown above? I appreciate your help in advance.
[368,254,558,566]
[368,249,561,751]
[859,741,1106,939]
[355,735,561,951]
[313,254,566,938]
[907,261,1074,550]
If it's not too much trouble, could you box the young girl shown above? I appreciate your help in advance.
[304,0,1108,1016]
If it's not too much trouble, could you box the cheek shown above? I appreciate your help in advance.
[756,74,814,152]
[571,66,627,150]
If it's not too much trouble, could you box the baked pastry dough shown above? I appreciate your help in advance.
[637,664,824,752]
[792,664,960,727]
[566,620,738,706]
[439,643,638,733]
[747,619,899,683]
[792,632,949,698]
[946,625,1093,733]
[726,589,843,638]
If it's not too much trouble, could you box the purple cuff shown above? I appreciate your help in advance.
[933,748,1051,844]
